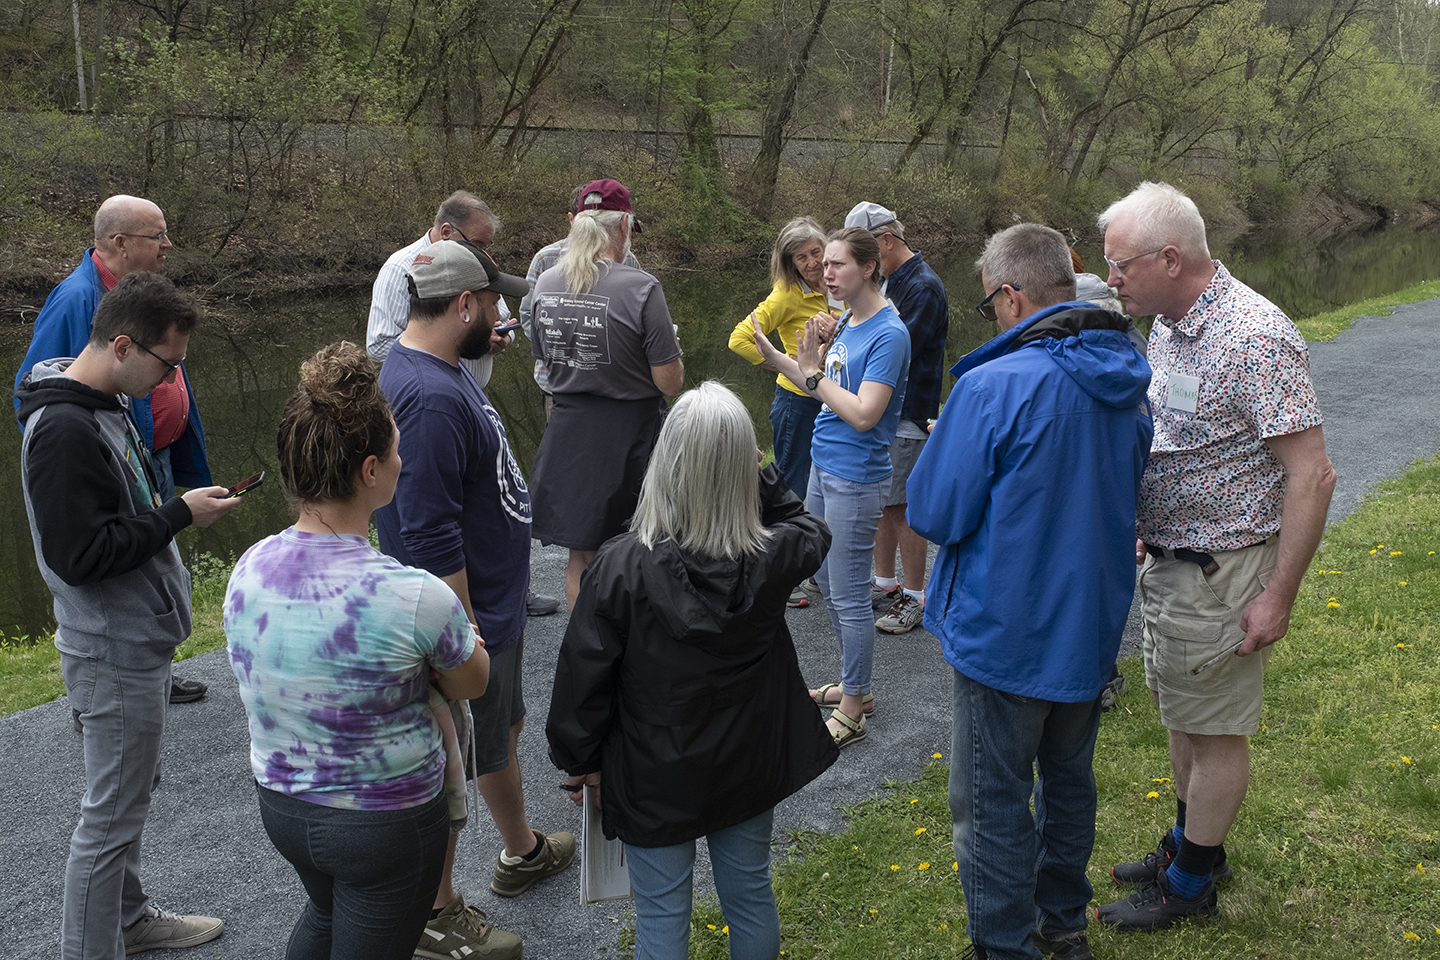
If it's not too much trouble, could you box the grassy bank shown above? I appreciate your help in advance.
[1294,278,1440,342]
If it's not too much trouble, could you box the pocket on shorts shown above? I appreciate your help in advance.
[1152,613,1239,679]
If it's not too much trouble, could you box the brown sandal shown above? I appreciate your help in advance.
[810,683,875,716]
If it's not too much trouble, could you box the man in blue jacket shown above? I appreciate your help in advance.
[14,195,212,706]
[907,223,1153,960]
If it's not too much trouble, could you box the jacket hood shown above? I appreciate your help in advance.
[15,358,121,425]
[638,539,759,642]
[951,301,1151,409]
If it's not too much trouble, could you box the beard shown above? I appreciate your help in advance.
[458,317,493,360]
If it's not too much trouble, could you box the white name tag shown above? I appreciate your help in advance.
[1166,373,1201,413]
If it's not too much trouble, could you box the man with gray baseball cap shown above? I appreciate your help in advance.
[375,240,575,960]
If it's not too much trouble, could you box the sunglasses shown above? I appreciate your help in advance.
[975,284,1022,322]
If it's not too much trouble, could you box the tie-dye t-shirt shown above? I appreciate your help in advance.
[225,528,477,810]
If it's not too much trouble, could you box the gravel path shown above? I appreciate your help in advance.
[3,300,1438,959]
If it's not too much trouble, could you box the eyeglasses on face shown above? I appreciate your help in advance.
[975,283,1022,322]
[112,336,184,374]
[116,230,169,243]
[1103,247,1165,276]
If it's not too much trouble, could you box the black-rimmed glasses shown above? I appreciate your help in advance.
[975,284,1022,322]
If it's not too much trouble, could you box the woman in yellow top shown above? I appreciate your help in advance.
[728,216,838,510]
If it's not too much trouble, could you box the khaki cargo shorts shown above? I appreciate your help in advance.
[1141,539,1279,736]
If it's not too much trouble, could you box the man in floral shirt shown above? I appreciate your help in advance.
[1093,183,1335,932]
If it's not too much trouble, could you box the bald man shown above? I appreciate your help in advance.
[15,195,214,708]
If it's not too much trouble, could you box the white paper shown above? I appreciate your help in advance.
[1166,373,1201,413]
[580,785,631,904]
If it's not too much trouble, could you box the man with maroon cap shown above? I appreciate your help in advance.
[528,179,684,609]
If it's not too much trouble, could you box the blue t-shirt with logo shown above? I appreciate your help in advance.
[810,304,911,484]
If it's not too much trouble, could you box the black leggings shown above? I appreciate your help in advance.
[256,784,450,960]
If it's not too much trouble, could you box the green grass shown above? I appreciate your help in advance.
[1294,279,1440,342]
[668,453,1440,959]
[0,552,235,715]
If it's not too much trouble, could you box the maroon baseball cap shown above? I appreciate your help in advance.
[577,179,643,233]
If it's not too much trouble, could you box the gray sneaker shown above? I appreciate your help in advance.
[122,905,224,954]
[870,581,902,611]
[876,594,924,634]
[415,894,521,960]
[491,828,577,897]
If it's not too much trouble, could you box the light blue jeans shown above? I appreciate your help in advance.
[626,809,780,960]
[768,386,822,500]
[61,654,171,960]
[949,670,1102,959]
[807,465,885,696]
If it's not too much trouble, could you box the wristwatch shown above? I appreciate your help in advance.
[805,372,823,392]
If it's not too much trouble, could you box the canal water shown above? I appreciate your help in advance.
[2,221,1439,635]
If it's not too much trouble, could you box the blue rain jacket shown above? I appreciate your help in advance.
[907,302,1153,702]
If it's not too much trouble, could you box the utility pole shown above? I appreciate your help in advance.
[72,0,88,110]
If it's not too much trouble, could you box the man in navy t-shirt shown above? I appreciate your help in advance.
[375,240,575,960]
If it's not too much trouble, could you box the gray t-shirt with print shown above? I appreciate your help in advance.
[530,262,683,401]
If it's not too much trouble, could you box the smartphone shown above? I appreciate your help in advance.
[225,471,265,498]
[492,320,520,334]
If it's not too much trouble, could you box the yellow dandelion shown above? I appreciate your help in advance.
[1430,551,1436,556]
[870,909,878,914]
[938,923,949,930]
[722,926,729,935]
[1399,643,1408,649]
[853,845,858,850]
[1152,777,1172,783]
[1379,544,1386,549]
[915,827,928,835]
[1328,596,1338,602]
[1401,581,1409,586]
[1393,551,1402,556]
[1371,549,1378,555]
[1404,931,1421,941]
[1328,601,1341,608]
[910,799,919,804]
[1146,791,1160,799]
[890,864,900,871]
[1403,757,1413,764]
[933,752,943,759]
[919,862,932,871]
[953,861,959,871]
[707,924,716,930]
[1417,862,1426,875]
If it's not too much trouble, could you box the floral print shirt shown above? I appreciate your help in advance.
[1137,262,1322,552]
[226,529,476,809]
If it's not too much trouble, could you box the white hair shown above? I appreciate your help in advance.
[1097,182,1211,262]
[631,382,772,560]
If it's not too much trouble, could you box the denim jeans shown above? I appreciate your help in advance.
[807,465,884,696]
[626,809,780,960]
[61,655,170,960]
[949,670,1102,959]
[256,785,450,960]
[769,386,823,500]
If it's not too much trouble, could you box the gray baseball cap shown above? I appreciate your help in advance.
[407,239,529,300]
[844,201,899,232]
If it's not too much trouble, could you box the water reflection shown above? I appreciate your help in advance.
[3,222,1439,634]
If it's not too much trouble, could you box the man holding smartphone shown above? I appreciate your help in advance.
[17,273,244,959]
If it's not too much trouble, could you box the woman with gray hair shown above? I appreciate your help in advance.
[528,179,685,610]
[546,381,836,960]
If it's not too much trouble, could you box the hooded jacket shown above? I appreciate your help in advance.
[907,302,1153,702]
[13,250,212,488]
[546,466,838,847]
[17,358,194,669]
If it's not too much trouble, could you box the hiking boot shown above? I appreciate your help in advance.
[1032,929,1093,959]
[169,676,206,704]
[876,594,924,634]
[870,581,902,611]
[1111,828,1232,885]
[491,828,577,897]
[1099,672,1127,712]
[122,905,224,954]
[1094,867,1218,931]
[415,894,521,960]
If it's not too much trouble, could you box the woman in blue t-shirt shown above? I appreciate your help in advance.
[225,342,492,960]
[752,227,910,749]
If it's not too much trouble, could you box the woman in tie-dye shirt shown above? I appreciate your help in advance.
[225,342,488,960]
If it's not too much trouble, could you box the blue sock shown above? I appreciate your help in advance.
[1166,862,1208,899]
[1172,822,1185,846]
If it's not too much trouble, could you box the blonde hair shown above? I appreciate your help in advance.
[631,382,772,560]
[558,209,627,295]
[277,342,394,506]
